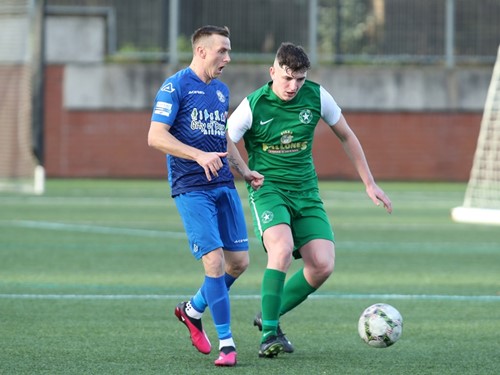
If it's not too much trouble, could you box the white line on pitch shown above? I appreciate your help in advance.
[2,220,497,251]
[3,220,187,239]
[0,293,498,302]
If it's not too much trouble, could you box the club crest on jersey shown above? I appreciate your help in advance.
[261,210,274,224]
[216,90,226,103]
[160,82,175,93]
[299,109,313,124]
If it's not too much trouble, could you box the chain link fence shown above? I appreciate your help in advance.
[46,0,500,66]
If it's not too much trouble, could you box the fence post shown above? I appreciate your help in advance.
[308,0,318,65]
[445,0,455,68]
[169,0,179,66]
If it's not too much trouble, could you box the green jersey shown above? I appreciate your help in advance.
[228,80,341,190]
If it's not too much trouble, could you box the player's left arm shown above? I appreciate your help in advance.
[320,85,392,213]
[329,115,392,214]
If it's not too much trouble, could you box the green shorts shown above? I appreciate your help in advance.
[248,182,335,259]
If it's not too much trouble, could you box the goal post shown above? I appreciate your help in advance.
[451,44,500,225]
[0,0,45,195]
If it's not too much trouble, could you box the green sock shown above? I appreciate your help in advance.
[261,268,286,342]
[280,268,316,316]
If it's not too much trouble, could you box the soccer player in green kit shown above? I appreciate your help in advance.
[226,42,393,358]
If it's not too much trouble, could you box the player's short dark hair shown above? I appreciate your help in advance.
[191,25,230,46]
[275,42,311,73]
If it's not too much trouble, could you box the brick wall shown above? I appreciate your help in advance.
[44,66,480,181]
[313,112,480,181]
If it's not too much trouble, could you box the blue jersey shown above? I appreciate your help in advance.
[151,67,235,196]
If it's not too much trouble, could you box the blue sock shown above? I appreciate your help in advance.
[191,272,237,313]
[203,275,232,340]
[191,289,206,313]
[224,272,237,289]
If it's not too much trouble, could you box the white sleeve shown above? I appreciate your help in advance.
[227,98,253,143]
[320,86,342,126]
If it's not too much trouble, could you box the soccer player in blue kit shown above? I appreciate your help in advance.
[148,25,263,367]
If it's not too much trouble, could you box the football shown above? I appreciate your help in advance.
[358,303,403,348]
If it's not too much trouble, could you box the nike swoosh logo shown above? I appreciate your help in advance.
[260,118,274,125]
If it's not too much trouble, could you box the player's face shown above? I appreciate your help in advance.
[202,34,231,80]
[269,61,307,101]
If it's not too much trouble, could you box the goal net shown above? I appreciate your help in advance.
[0,0,44,194]
[451,45,500,225]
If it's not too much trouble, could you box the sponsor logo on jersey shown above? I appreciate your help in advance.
[216,90,226,103]
[189,108,228,137]
[160,82,175,93]
[280,130,293,144]
[154,101,173,116]
[233,238,249,244]
[261,130,308,154]
[299,109,313,124]
[259,118,274,126]
[188,90,205,95]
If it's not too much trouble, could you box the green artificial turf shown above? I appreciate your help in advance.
[1,179,499,374]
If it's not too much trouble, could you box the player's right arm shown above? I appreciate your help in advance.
[148,121,227,181]
[226,134,264,190]
[226,98,264,190]
[227,98,253,143]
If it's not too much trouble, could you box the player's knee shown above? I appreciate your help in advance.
[322,260,335,279]
[267,248,293,272]
[313,258,335,282]
[226,254,249,276]
[231,259,249,276]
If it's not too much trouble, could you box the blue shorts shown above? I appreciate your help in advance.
[174,186,249,260]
